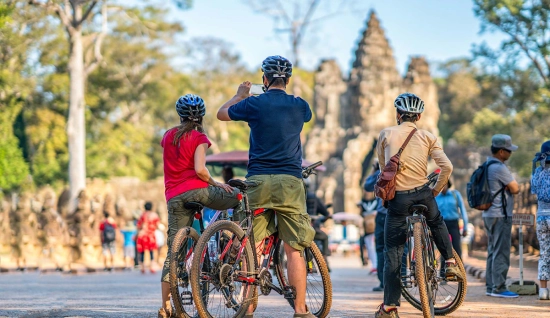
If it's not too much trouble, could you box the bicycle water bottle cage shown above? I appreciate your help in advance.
[227,179,259,191]
[184,202,204,211]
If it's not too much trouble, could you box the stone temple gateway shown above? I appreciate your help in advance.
[305,11,440,213]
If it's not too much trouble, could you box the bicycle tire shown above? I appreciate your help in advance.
[413,222,434,318]
[190,220,256,318]
[170,226,200,318]
[402,247,467,316]
[274,242,332,318]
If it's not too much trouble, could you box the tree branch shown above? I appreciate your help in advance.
[79,0,98,27]
[508,32,549,83]
[295,0,319,47]
[28,0,76,35]
[85,3,106,75]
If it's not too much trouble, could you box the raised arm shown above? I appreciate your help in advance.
[217,81,251,121]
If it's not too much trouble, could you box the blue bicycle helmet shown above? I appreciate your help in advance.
[175,94,206,120]
[261,55,293,78]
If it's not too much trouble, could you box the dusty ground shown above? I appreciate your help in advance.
[0,252,548,317]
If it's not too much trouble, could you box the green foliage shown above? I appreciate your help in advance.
[473,0,550,84]
[438,0,550,177]
[0,0,318,188]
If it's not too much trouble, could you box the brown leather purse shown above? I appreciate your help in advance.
[374,128,417,202]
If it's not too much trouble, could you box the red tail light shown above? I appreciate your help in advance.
[237,193,243,200]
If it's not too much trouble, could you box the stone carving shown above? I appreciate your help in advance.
[67,190,100,265]
[37,188,68,270]
[10,193,39,269]
[306,11,440,212]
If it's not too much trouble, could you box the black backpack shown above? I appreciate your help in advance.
[103,222,116,243]
[466,161,506,214]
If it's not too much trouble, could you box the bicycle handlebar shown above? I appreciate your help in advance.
[302,161,323,179]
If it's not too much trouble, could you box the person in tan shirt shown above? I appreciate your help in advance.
[374,93,464,318]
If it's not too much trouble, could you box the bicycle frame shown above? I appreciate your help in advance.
[406,214,437,274]
[217,191,288,296]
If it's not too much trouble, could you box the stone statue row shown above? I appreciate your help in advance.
[0,187,164,271]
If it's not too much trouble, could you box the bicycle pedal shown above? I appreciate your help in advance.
[283,286,296,299]
[180,291,193,305]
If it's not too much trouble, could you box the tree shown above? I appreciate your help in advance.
[246,0,358,68]
[0,2,36,192]
[85,5,186,180]
[473,0,550,85]
[28,0,107,209]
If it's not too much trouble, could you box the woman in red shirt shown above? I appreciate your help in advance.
[159,94,242,318]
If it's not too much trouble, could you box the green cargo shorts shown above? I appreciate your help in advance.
[161,186,243,283]
[247,174,315,252]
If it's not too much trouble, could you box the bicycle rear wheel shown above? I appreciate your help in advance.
[170,227,200,318]
[274,242,332,318]
[412,222,434,318]
[402,246,467,316]
[190,220,256,318]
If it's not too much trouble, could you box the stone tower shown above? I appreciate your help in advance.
[306,11,441,213]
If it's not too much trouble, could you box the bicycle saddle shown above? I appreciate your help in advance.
[409,204,428,214]
[227,179,258,190]
[184,201,204,211]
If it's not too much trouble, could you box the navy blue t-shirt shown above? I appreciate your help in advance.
[228,89,312,178]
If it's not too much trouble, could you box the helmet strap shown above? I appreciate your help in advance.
[264,74,286,91]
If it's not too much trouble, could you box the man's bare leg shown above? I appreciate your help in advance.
[285,242,307,314]
[246,241,263,315]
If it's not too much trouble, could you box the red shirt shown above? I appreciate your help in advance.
[161,128,212,201]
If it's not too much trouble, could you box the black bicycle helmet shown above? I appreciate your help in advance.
[175,94,206,120]
[261,55,293,78]
[394,93,425,114]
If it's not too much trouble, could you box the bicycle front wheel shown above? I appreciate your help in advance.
[190,220,256,318]
[274,242,332,318]
[412,222,435,318]
[170,226,200,318]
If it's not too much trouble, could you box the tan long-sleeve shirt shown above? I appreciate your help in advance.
[376,122,452,193]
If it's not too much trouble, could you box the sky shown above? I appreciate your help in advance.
[160,0,507,76]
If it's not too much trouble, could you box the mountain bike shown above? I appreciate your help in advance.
[189,162,332,318]
[400,171,467,317]
[169,203,233,318]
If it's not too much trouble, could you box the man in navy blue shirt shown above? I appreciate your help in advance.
[217,55,316,318]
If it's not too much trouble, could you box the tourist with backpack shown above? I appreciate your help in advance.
[469,134,519,298]
[99,212,117,271]
[531,140,550,300]
[435,179,468,260]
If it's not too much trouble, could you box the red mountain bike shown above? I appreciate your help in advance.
[190,162,332,318]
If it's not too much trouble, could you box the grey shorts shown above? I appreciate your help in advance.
[124,246,136,259]
[102,242,116,256]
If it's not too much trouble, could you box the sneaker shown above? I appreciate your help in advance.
[485,291,492,296]
[369,268,378,275]
[440,280,447,286]
[539,287,549,300]
[490,290,519,298]
[293,309,315,318]
[373,286,384,292]
[374,304,399,318]
[157,307,172,318]
[445,263,465,282]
